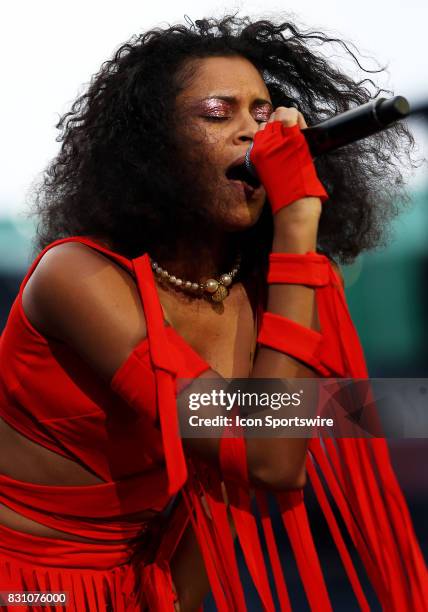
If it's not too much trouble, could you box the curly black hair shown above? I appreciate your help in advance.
[28,15,415,283]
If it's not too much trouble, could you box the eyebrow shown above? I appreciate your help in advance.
[202,95,273,107]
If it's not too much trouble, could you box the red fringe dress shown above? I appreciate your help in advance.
[0,235,426,611]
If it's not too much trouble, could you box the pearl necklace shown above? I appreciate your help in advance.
[150,252,242,302]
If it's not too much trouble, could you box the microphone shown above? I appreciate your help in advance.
[244,96,410,177]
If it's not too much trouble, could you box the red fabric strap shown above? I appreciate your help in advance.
[257,311,323,372]
[276,490,332,610]
[305,455,370,610]
[255,490,292,611]
[131,254,189,495]
[182,483,231,611]
[219,411,249,485]
[197,475,247,610]
[268,252,331,286]
[219,416,277,609]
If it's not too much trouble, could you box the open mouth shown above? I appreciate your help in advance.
[225,162,261,191]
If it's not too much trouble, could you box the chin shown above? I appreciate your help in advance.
[205,181,266,231]
[218,200,265,232]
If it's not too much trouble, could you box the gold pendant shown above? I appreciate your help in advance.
[211,284,228,302]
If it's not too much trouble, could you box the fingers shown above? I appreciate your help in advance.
[297,111,308,129]
[268,107,297,126]
[258,106,308,131]
[268,106,304,127]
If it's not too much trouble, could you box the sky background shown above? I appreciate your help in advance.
[1,0,427,218]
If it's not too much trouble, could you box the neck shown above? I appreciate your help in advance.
[150,230,241,285]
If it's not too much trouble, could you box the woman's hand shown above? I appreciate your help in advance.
[250,106,327,222]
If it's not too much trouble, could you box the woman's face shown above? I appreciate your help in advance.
[175,55,272,231]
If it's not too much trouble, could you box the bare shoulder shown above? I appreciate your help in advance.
[24,241,138,298]
[22,241,147,381]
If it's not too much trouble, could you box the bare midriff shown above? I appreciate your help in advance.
[0,416,159,544]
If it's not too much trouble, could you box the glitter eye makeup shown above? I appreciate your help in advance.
[199,98,232,118]
[252,103,273,122]
[196,97,273,121]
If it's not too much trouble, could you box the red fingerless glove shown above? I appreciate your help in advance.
[250,122,328,214]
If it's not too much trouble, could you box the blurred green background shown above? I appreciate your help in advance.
[343,187,428,377]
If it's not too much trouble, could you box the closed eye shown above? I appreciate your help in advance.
[202,116,229,121]
[203,115,267,124]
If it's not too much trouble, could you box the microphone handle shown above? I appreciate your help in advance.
[304,96,409,156]
[245,96,410,175]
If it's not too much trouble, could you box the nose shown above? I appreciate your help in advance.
[232,112,259,145]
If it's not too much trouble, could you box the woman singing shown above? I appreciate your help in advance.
[0,15,426,611]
